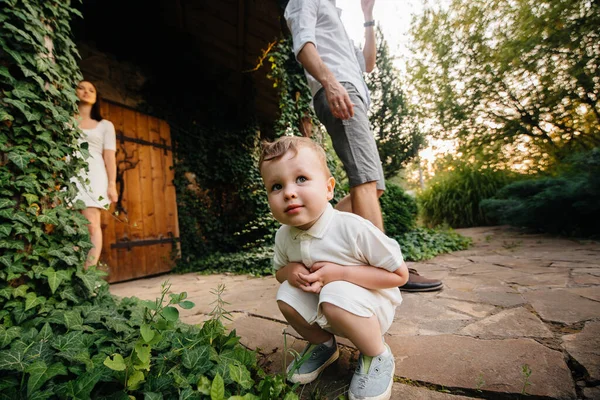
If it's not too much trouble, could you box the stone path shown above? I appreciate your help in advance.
[109,226,600,399]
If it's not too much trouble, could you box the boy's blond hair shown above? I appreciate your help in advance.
[259,136,331,177]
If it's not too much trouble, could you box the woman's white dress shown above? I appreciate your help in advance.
[73,119,117,209]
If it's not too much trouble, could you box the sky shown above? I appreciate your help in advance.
[336,0,425,71]
[336,0,456,173]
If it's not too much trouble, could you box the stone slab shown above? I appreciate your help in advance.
[387,335,576,399]
[391,383,478,399]
[562,321,600,381]
[523,289,600,324]
[460,307,553,339]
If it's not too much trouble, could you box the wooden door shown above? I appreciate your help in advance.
[99,101,180,283]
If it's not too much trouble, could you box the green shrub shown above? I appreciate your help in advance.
[393,227,471,261]
[380,182,418,236]
[481,148,600,237]
[418,164,515,228]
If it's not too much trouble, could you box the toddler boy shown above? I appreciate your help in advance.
[259,136,408,400]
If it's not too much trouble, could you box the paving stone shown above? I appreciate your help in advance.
[562,321,600,381]
[472,290,527,308]
[573,274,600,285]
[443,299,497,318]
[523,289,600,324]
[569,287,600,302]
[391,383,478,399]
[387,335,576,399]
[504,272,569,288]
[391,295,473,336]
[582,386,600,400]
[460,307,553,339]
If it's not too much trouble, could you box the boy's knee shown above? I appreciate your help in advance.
[277,300,296,315]
[320,301,341,318]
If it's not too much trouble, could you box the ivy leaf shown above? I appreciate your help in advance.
[25,361,68,396]
[210,373,225,400]
[43,268,63,293]
[0,225,11,238]
[144,393,163,400]
[162,306,179,322]
[25,292,46,311]
[13,284,29,298]
[36,323,53,342]
[12,212,32,226]
[0,199,15,209]
[0,346,28,371]
[0,326,21,348]
[68,369,103,399]
[7,151,34,171]
[228,363,253,390]
[63,310,83,331]
[179,387,199,400]
[103,353,126,371]
[182,345,212,374]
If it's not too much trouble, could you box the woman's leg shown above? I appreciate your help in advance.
[81,207,102,268]
[320,302,384,357]
[278,300,333,344]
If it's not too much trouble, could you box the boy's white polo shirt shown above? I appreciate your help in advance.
[273,203,403,307]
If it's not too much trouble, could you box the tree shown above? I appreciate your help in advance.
[408,0,600,171]
[366,27,425,179]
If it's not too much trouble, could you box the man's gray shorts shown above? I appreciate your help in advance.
[314,82,385,191]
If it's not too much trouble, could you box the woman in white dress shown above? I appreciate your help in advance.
[74,81,118,267]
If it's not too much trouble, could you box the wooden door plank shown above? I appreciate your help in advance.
[159,119,180,272]
[136,112,159,276]
[149,116,170,274]
[111,103,134,282]
[99,102,118,282]
[122,108,146,279]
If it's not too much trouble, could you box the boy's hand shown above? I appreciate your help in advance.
[298,262,345,293]
[282,262,311,289]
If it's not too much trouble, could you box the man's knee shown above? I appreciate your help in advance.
[350,181,378,196]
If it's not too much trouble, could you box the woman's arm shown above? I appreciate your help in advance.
[103,150,118,203]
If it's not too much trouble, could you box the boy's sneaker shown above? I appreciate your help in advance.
[287,339,339,384]
[349,344,395,400]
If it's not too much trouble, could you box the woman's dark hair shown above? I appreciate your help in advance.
[80,80,104,121]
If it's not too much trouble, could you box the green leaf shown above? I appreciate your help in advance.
[103,354,126,371]
[0,225,11,238]
[0,346,27,371]
[7,151,34,171]
[13,284,29,298]
[229,363,253,390]
[197,375,211,395]
[0,199,15,209]
[63,310,83,330]
[25,292,46,311]
[179,300,195,309]
[162,306,179,322]
[134,342,151,369]
[25,361,68,396]
[0,326,21,348]
[43,268,62,293]
[210,373,225,400]
[179,387,200,400]
[182,346,212,374]
[283,393,299,400]
[127,370,145,390]
[140,324,155,343]
[144,393,163,400]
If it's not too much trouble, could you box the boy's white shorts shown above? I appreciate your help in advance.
[276,280,400,336]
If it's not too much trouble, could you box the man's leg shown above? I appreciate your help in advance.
[314,84,442,292]
[335,182,383,231]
